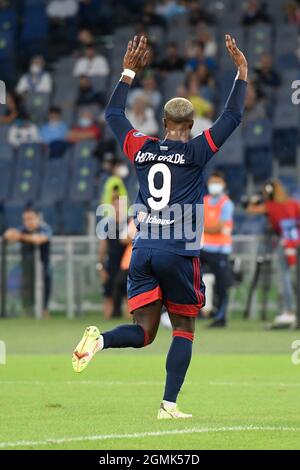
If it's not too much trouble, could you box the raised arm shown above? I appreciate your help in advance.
[206,35,248,151]
[105,36,150,152]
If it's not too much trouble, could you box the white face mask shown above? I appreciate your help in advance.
[30,64,42,75]
[208,183,224,196]
[115,165,129,179]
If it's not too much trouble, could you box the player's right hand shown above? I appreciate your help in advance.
[123,35,149,73]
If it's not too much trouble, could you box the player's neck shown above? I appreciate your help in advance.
[164,130,190,143]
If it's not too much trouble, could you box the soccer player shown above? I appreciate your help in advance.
[72,35,248,418]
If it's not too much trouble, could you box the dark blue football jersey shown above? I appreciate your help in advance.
[105,78,247,257]
[123,129,218,256]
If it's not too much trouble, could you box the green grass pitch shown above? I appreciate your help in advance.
[1,314,300,450]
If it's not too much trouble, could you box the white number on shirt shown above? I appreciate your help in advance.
[147,163,171,210]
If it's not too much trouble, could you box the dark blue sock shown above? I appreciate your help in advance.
[163,334,193,403]
[102,324,146,349]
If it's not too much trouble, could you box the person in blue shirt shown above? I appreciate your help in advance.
[40,106,69,145]
[72,35,248,419]
[4,206,53,319]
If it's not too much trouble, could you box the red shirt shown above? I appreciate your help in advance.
[265,199,300,236]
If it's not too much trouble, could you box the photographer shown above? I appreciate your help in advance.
[246,180,300,327]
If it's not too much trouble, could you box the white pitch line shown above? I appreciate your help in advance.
[0,426,299,449]
[1,380,300,388]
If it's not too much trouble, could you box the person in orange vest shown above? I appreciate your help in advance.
[201,170,234,327]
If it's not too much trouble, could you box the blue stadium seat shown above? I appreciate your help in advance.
[0,143,14,160]
[41,158,69,203]
[233,212,267,235]
[0,124,10,144]
[163,72,186,101]
[21,5,48,42]
[0,8,17,35]
[273,129,298,165]
[216,137,244,164]
[3,202,24,229]
[0,158,13,202]
[245,148,273,182]
[62,202,86,235]
[274,102,299,130]
[37,203,61,235]
[73,140,97,160]
[11,144,43,203]
[216,164,246,202]
[25,92,51,124]
[245,119,273,148]
[0,30,14,59]
[69,157,96,203]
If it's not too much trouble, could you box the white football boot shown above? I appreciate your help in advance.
[72,326,103,373]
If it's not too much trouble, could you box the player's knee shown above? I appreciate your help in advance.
[135,325,157,348]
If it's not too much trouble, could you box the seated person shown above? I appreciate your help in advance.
[40,106,69,144]
[16,56,53,95]
[76,75,105,108]
[8,112,40,148]
[67,110,101,143]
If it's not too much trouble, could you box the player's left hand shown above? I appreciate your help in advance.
[225,34,248,70]
[123,35,149,73]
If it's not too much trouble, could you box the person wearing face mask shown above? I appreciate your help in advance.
[67,110,101,144]
[201,171,234,327]
[16,56,53,95]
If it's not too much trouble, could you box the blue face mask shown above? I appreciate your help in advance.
[79,118,92,128]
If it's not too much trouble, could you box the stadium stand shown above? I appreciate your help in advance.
[0,0,299,237]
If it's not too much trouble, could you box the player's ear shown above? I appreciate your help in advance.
[189,120,194,130]
[163,118,167,130]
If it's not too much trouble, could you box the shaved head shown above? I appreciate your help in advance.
[164,97,194,123]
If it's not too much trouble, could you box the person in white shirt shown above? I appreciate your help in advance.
[16,56,53,95]
[8,115,40,148]
[47,0,79,19]
[73,45,110,77]
[126,94,159,136]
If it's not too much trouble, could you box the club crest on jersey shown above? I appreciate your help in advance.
[133,132,146,137]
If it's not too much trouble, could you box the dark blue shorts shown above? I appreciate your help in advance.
[128,248,205,317]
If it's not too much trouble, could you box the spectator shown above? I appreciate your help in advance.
[246,180,300,328]
[8,113,40,148]
[196,29,217,59]
[98,194,127,319]
[76,75,105,108]
[185,40,215,73]
[156,42,186,72]
[16,56,53,95]
[176,83,213,136]
[187,0,215,25]
[126,94,159,136]
[201,171,234,328]
[73,44,110,77]
[4,206,53,319]
[195,63,215,103]
[254,54,281,89]
[0,91,24,125]
[128,72,162,110]
[155,0,187,20]
[47,0,79,19]
[243,81,266,125]
[75,28,95,53]
[101,154,129,205]
[186,74,214,119]
[284,0,300,24]
[141,1,166,26]
[40,107,69,145]
[242,0,271,25]
[67,110,101,143]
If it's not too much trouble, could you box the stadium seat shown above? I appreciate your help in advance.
[69,157,96,203]
[0,30,14,60]
[216,136,244,165]
[216,164,246,202]
[163,72,186,101]
[274,102,299,130]
[245,148,273,182]
[245,119,273,148]
[0,158,13,202]
[41,158,69,204]
[62,202,87,235]
[0,8,17,35]
[233,212,267,235]
[0,142,14,160]
[37,203,61,235]
[0,124,10,144]
[25,92,51,124]
[273,129,298,165]
[73,140,97,160]
[11,144,43,203]
[3,202,24,229]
